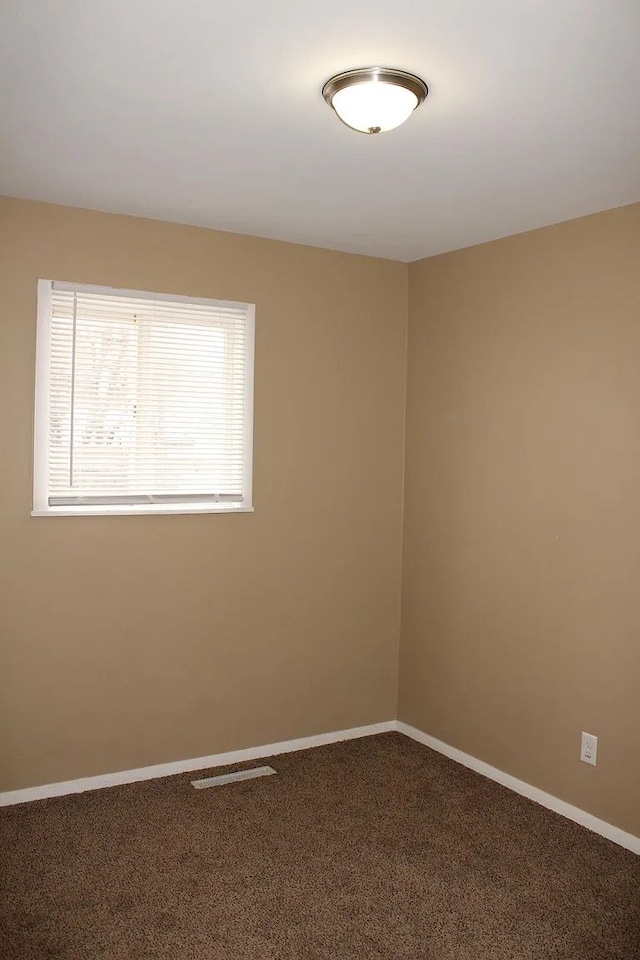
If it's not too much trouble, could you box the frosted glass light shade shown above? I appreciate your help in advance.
[323,68,428,135]
[332,81,417,133]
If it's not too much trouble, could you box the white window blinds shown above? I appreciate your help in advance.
[34,281,254,514]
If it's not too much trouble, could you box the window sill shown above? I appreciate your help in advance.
[31,506,255,518]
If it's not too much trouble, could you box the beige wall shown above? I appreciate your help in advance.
[2,195,638,839]
[400,203,640,836]
[0,197,407,792]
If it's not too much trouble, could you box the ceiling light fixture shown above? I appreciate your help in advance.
[323,67,428,135]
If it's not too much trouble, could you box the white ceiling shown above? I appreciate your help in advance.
[1,1,638,261]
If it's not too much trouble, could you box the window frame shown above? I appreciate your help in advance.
[32,280,255,517]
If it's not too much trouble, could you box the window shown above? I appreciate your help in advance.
[33,281,255,516]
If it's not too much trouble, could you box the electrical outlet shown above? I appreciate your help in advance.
[581,731,598,766]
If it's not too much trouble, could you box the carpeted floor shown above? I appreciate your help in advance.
[1,732,638,959]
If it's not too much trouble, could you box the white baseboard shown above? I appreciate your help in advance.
[0,720,396,808]
[3,718,638,856]
[397,721,640,856]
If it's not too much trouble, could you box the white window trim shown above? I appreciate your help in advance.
[32,280,255,517]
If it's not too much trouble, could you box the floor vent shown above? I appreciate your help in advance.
[191,766,277,789]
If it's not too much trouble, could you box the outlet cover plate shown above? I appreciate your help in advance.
[581,731,598,766]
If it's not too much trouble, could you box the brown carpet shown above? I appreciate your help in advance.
[1,732,638,959]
